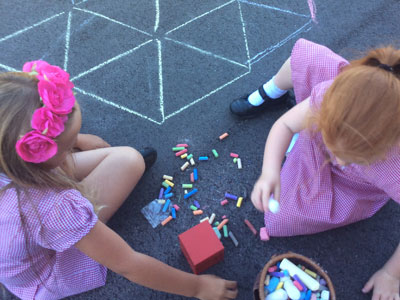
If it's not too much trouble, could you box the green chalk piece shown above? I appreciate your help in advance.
[212,149,219,158]
[223,225,228,238]
[172,147,185,151]
[214,221,220,226]
[233,157,238,163]
[187,154,193,160]
[182,184,193,189]
[161,182,169,188]
[190,205,198,211]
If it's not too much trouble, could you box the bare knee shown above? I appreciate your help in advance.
[114,146,145,177]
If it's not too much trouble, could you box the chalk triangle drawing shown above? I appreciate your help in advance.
[73,40,163,123]
[78,0,155,35]
[238,1,311,63]
[162,38,249,117]
[67,9,151,77]
[166,1,250,67]
[0,13,67,70]
[159,0,230,34]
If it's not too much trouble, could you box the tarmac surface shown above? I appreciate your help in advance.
[1,0,400,299]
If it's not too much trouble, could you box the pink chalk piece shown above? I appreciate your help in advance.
[222,215,227,219]
[244,219,257,235]
[173,204,180,211]
[260,227,270,241]
[293,280,304,291]
[220,199,229,206]
[175,149,188,156]
[190,172,194,183]
[311,293,317,300]
[176,144,188,147]
[268,266,277,273]
[229,153,239,158]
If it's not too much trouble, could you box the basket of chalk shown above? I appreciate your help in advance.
[255,252,336,300]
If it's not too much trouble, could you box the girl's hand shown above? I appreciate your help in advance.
[195,275,237,300]
[251,169,281,213]
[362,268,400,300]
[75,133,111,151]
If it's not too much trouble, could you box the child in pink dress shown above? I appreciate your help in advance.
[231,39,400,299]
[0,62,237,300]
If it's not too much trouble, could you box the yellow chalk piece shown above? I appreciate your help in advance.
[276,282,284,290]
[305,268,317,278]
[264,275,270,286]
[164,179,174,187]
[236,197,243,208]
[180,153,188,159]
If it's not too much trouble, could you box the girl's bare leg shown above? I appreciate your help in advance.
[273,57,293,90]
[66,146,145,223]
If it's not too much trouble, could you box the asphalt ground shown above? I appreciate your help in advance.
[1,1,400,299]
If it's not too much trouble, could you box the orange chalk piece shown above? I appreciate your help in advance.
[193,210,203,216]
[244,219,257,235]
[217,218,229,230]
[179,221,224,274]
[190,172,195,183]
[219,132,229,140]
[161,216,173,226]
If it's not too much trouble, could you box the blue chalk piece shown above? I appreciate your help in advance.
[283,269,289,277]
[319,278,327,286]
[162,199,170,212]
[213,227,221,239]
[198,156,208,161]
[164,193,173,199]
[164,186,172,194]
[193,200,200,208]
[270,272,284,278]
[267,277,280,293]
[193,168,198,181]
[171,207,176,219]
[277,262,280,268]
[224,192,238,201]
[158,188,164,199]
[300,291,306,300]
[184,188,198,199]
[305,290,312,300]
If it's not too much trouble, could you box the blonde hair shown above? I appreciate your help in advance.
[310,46,400,165]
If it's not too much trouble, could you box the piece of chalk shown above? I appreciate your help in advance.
[184,188,198,199]
[173,204,180,211]
[157,199,165,204]
[230,153,239,158]
[193,209,203,216]
[161,215,173,226]
[225,192,238,200]
[164,179,174,187]
[187,153,193,160]
[184,190,188,194]
[189,158,195,166]
[164,186,172,194]
[158,188,164,199]
[209,213,216,224]
[193,200,201,208]
[268,266,277,273]
[320,290,330,300]
[176,144,188,147]
[236,197,243,207]
[219,132,229,140]
[193,168,198,181]
[260,227,270,241]
[305,269,317,278]
[171,207,176,219]
[293,275,307,291]
[244,219,257,235]
[190,172,194,183]
[237,158,242,169]
[190,205,198,211]
[228,231,239,247]
[182,184,193,189]
[214,221,220,226]
[162,199,171,212]
[180,153,188,159]
[223,225,228,237]
[222,215,227,219]
[199,156,208,161]
[282,278,301,300]
[172,147,185,151]
[268,197,280,214]
[267,277,280,293]
[212,149,219,158]
[213,227,221,239]
[200,217,209,223]
[175,149,187,156]
[220,199,228,206]
[276,281,284,290]
[181,161,190,171]
[264,274,270,286]
[217,219,229,230]
[161,181,169,189]
[279,259,320,291]
[266,289,288,300]
[163,175,173,181]
[233,157,237,163]
[164,193,173,199]
[293,280,304,291]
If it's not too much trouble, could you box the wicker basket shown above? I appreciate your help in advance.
[253,252,336,300]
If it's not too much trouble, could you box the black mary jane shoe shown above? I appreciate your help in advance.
[139,147,157,171]
[230,86,289,118]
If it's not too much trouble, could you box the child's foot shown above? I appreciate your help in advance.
[139,147,157,171]
[230,86,289,118]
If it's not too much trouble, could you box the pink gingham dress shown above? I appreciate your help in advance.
[0,173,107,299]
[265,39,400,236]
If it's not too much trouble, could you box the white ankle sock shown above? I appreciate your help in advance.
[248,76,288,106]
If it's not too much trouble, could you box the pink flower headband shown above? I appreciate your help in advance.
[15,61,76,163]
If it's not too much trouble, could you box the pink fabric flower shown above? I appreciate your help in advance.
[38,80,75,115]
[36,64,72,86]
[16,131,58,163]
[31,107,68,138]
[22,60,50,74]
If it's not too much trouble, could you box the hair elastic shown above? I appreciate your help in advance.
[378,63,394,73]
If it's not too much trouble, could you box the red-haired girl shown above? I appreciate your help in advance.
[231,39,400,299]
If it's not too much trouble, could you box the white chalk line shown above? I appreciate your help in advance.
[64,11,72,71]
[71,39,154,81]
[237,0,251,71]
[238,0,309,18]
[74,87,163,125]
[164,37,248,69]
[157,39,164,121]
[154,0,160,32]
[165,69,251,120]
[0,63,17,72]
[249,19,312,64]
[74,0,89,6]
[165,0,235,35]
[73,7,152,37]
[0,12,65,44]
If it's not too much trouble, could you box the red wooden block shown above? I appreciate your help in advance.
[178,221,224,274]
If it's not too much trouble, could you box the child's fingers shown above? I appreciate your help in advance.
[225,280,237,290]
[224,289,238,299]
[262,187,271,213]
[251,187,263,212]
[273,184,281,203]
[362,276,374,293]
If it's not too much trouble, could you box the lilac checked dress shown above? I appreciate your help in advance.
[265,39,400,236]
[0,173,107,299]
